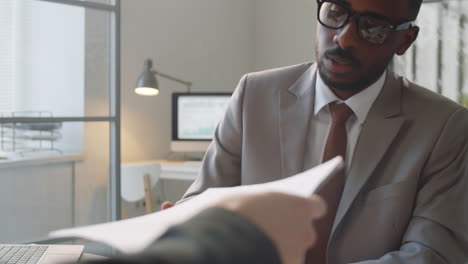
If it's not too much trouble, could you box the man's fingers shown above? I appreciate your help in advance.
[160,201,174,210]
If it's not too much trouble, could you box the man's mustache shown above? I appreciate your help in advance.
[324,47,360,66]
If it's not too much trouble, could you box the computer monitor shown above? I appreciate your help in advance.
[171,92,232,153]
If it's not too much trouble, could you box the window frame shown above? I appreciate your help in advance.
[0,0,122,221]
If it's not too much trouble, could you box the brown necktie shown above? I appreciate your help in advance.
[305,102,353,264]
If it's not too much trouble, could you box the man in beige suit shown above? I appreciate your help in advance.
[174,0,468,263]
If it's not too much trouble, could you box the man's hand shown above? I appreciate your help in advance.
[160,201,174,210]
[215,192,327,264]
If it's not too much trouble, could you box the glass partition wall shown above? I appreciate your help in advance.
[0,0,120,243]
[393,0,468,107]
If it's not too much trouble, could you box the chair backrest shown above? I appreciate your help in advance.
[121,162,160,202]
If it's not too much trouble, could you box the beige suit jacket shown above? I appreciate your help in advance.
[182,62,468,263]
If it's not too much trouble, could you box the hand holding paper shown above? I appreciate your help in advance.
[214,191,326,264]
[49,156,343,262]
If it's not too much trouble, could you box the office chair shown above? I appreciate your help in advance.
[121,162,160,218]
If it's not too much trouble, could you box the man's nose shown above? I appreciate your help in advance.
[333,18,360,50]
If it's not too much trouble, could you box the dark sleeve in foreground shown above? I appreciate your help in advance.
[87,208,281,264]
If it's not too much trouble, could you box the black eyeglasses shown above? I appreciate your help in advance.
[317,0,415,45]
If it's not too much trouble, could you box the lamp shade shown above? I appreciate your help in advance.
[135,59,160,96]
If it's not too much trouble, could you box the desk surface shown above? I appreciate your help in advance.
[157,159,201,181]
[122,160,201,181]
[157,159,202,169]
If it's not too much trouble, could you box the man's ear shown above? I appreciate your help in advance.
[395,26,419,55]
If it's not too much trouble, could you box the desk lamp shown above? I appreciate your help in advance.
[135,59,192,96]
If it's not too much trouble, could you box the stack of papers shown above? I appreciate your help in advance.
[49,157,343,254]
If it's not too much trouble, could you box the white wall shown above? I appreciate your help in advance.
[121,0,255,162]
[253,0,317,71]
[120,0,317,163]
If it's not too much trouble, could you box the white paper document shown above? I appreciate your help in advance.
[49,157,343,254]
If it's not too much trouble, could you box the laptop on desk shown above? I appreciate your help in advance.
[0,244,84,264]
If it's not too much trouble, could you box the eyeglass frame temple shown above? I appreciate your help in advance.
[394,20,416,30]
[316,0,416,31]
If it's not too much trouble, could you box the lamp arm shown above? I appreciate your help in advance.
[153,71,192,93]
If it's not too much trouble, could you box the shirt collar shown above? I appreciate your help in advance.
[314,70,386,125]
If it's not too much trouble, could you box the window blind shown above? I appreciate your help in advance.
[0,0,14,113]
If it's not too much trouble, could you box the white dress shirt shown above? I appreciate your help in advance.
[303,71,386,172]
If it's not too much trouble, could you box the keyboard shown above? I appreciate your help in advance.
[0,245,48,264]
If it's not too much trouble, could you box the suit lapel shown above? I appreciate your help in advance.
[332,71,406,232]
[279,64,317,178]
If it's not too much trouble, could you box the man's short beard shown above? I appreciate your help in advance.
[317,61,386,92]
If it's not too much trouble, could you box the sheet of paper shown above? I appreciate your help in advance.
[49,156,343,254]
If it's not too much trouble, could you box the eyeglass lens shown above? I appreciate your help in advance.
[318,1,392,44]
